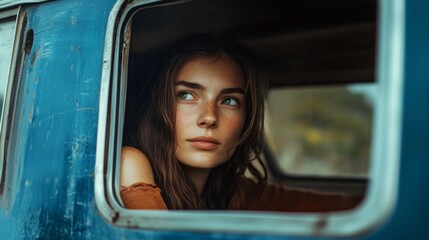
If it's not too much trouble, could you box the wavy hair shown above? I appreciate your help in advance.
[126,34,267,209]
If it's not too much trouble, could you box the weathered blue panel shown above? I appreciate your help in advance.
[0,0,116,238]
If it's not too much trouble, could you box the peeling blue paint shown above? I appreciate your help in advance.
[0,0,115,239]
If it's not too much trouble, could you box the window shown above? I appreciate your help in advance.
[95,0,404,236]
[266,84,375,178]
[0,11,17,129]
[0,7,18,188]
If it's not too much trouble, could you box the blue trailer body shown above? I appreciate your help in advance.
[0,0,428,239]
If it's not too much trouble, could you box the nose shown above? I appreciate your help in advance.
[197,101,218,129]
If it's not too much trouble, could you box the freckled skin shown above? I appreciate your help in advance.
[174,55,246,172]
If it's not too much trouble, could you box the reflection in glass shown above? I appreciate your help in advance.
[265,84,376,177]
[0,19,16,125]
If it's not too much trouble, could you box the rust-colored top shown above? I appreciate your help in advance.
[120,182,167,210]
[120,179,361,212]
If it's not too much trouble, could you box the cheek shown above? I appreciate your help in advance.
[223,111,246,141]
[175,107,193,134]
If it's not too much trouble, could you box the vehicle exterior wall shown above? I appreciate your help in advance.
[0,0,118,238]
[0,0,428,239]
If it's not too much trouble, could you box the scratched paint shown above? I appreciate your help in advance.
[0,0,117,239]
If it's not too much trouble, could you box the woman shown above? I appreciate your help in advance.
[120,34,361,211]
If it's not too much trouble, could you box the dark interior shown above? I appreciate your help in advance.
[128,0,376,89]
[125,0,377,195]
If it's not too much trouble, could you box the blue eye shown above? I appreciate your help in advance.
[222,98,239,106]
[178,91,194,100]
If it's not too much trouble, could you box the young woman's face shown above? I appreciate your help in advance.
[174,55,246,170]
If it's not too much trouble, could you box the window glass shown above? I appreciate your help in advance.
[0,18,15,126]
[266,84,375,177]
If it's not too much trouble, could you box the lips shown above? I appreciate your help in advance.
[187,136,220,150]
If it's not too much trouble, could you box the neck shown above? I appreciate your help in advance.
[182,166,211,195]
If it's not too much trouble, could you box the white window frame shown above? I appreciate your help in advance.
[95,0,404,236]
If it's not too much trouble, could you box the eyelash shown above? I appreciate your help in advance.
[221,97,240,106]
[176,91,240,106]
[177,91,195,101]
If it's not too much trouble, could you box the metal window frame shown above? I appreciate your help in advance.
[0,6,25,194]
[94,0,404,236]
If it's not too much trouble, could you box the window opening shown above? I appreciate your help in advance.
[266,83,376,177]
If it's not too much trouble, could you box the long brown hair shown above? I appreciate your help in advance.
[126,34,267,209]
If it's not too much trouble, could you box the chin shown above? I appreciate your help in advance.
[179,156,228,170]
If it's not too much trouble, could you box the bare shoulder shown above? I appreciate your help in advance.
[120,146,155,187]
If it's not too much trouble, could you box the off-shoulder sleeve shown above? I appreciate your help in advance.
[120,182,168,210]
[229,178,362,212]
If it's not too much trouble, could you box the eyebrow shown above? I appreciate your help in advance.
[176,80,204,90]
[220,88,245,95]
[176,80,245,95]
